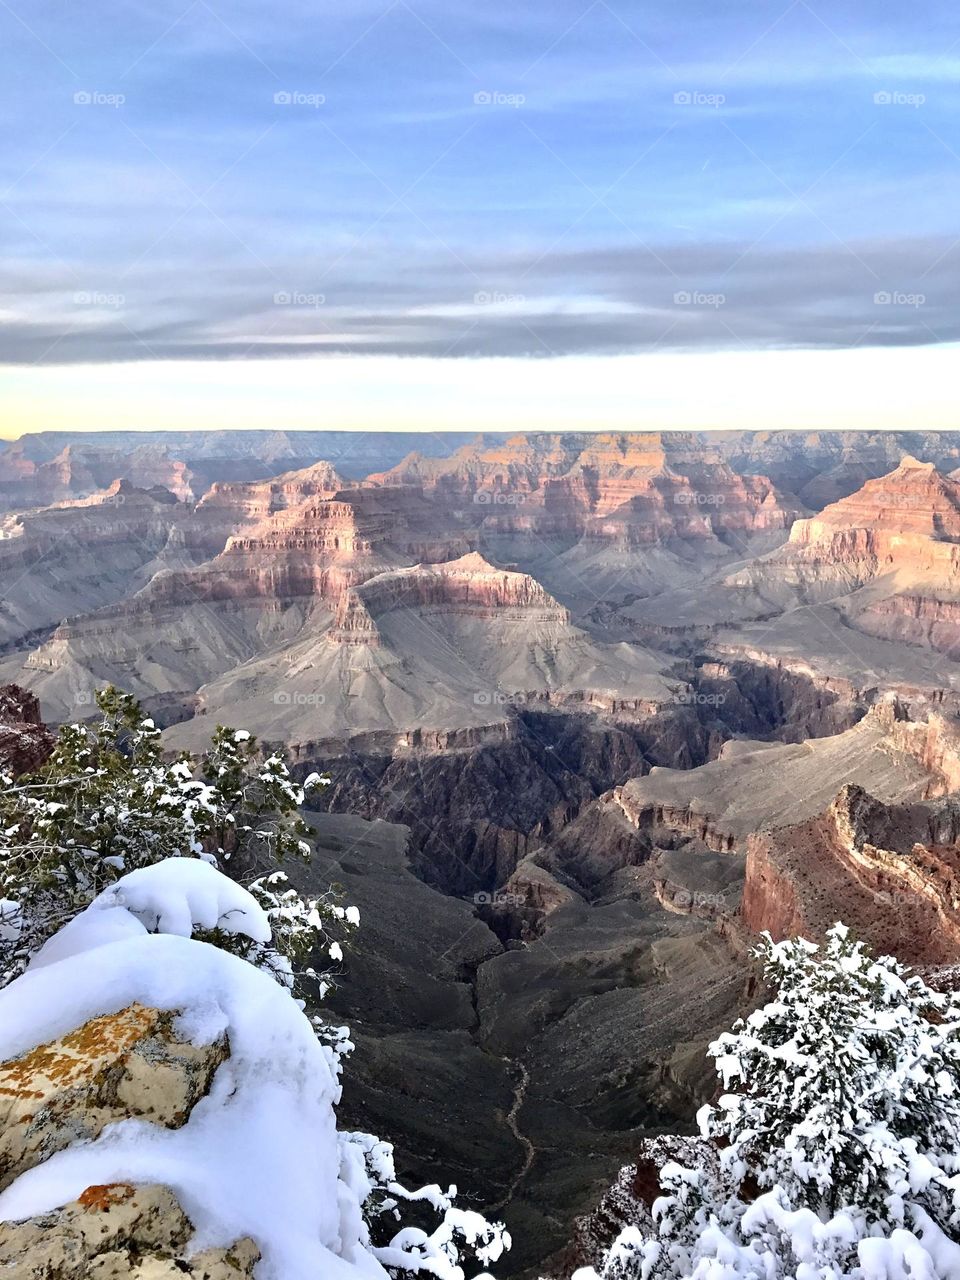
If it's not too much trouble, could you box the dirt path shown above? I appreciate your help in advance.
[489,1058,535,1213]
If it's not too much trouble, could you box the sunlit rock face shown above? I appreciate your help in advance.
[0,1182,259,1279]
[741,783,960,966]
[371,432,802,547]
[0,998,254,1278]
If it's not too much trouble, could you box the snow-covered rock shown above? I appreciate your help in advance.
[0,1182,261,1278]
[0,858,507,1280]
[0,1002,227,1194]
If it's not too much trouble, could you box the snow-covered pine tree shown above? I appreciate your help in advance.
[703,923,960,1221]
[581,924,960,1280]
[0,685,339,991]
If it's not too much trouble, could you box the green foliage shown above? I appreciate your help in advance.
[0,686,342,992]
[701,924,960,1219]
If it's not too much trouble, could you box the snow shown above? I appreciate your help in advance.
[580,1184,960,1280]
[0,929,365,1280]
[0,858,505,1280]
[579,924,960,1280]
[28,858,271,971]
[106,857,271,942]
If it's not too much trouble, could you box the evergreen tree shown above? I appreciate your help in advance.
[0,686,341,993]
[585,925,960,1280]
[702,924,960,1221]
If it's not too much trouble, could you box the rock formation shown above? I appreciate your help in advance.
[724,457,960,647]
[0,1003,227,1193]
[0,1002,253,1277]
[166,550,677,759]
[0,481,213,652]
[0,429,508,512]
[6,429,960,1277]
[0,1182,259,1278]
[370,434,804,612]
[0,685,52,776]
[0,442,195,512]
[740,783,960,964]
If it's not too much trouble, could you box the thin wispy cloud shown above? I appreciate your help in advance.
[1,0,959,371]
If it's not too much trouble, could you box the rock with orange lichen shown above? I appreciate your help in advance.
[0,1181,259,1278]
[0,1003,227,1193]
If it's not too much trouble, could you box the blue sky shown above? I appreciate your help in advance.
[2,0,960,430]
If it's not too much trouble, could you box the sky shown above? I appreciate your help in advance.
[2,0,959,435]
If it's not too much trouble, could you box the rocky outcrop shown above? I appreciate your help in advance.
[0,443,195,512]
[0,1002,227,1192]
[741,784,960,964]
[0,482,218,651]
[790,455,960,547]
[726,459,960,641]
[372,433,803,550]
[855,593,960,658]
[871,698,960,794]
[596,700,934,854]
[316,707,706,895]
[0,999,247,1278]
[195,458,344,521]
[353,552,570,621]
[0,1182,259,1278]
[138,486,469,614]
[0,685,52,775]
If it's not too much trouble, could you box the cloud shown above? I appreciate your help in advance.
[4,0,960,370]
[1,230,958,364]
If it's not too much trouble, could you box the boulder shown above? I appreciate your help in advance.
[0,1003,227,1192]
[0,1181,258,1278]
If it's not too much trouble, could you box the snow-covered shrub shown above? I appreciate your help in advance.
[0,686,338,990]
[0,857,509,1280]
[579,924,960,1280]
[703,924,960,1219]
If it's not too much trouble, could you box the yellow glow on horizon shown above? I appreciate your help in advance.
[2,345,959,438]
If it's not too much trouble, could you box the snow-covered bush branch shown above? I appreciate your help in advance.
[0,686,338,992]
[580,924,960,1280]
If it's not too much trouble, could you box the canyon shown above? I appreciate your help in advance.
[5,428,960,1275]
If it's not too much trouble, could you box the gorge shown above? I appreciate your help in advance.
[4,427,960,1275]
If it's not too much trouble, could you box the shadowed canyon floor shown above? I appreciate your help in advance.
[6,429,960,1275]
